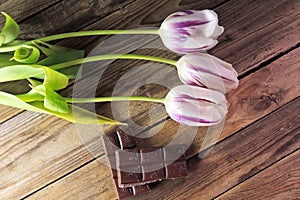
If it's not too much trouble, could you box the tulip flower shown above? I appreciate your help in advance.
[158,9,224,54]
[176,53,239,93]
[164,85,228,126]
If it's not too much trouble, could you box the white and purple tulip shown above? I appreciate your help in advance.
[176,53,239,94]
[159,9,224,54]
[164,85,228,126]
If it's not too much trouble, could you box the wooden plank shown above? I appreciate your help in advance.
[0,105,22,124]
[217,150,300,200]
[212,0,300,75]
[0,0,62,24]
[26,96,300,200]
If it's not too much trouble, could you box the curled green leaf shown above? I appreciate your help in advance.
[31,84,69,114]
[11,45,40,64]
[42,65,68,90]
[0,12,19,44]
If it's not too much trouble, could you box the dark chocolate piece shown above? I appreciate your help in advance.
[101,130,150,199]
[116,145,188,188]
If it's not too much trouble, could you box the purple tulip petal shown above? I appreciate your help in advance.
[177,94,214,103]
[172,113,219,125]
[173,20,211,29]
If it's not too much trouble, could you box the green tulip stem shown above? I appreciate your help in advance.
[50,54,177,70]
[0,29,159,52]
[64,96,166,104]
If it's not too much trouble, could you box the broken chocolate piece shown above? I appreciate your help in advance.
[116,145,188,188]
[101,130,150,199]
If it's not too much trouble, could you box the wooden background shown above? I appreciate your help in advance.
[0,0,299,199]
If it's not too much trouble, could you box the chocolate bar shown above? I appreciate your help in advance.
[101,130,150,199]
[116,145,188,188]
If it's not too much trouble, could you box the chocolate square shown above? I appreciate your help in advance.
[165,162,188,179]
[163,145,187,162]
[116,148,140,167]
[118,165,142,186]
[140,148,164,164]
[142,164,165,181]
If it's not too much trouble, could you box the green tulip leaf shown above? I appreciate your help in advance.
[0,65,68,90]
[0,91,47,113]
[11,45,40,64]
[3,40,26,46]
[58,65,82,79]
[31,84,68,114]
[33,40,76,56]
[0,52,19,67]
[0,12,19,44]
[0,90,123,125]
[27,78,42,87]
[29,101,124,125]
[42,65,68,90]
[0,34,4,46]
[38,49,84,79]
[16,89,44,102]
[0,65,44,83]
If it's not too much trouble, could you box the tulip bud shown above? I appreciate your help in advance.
[176,53,239,94]
[159,9,224,54]
[164,85,228,126]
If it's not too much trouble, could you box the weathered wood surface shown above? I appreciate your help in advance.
[1,43,299,199]
[0,0,62,24]
[27,96,300,200]
[217,149,300,200]
[0,0,299,199]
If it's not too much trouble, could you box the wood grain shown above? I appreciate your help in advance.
[0,0,299,199]
[217,150,300,200]
[18,0,226,39]
[212,0,300,75]
[2,42,297,200]
[0,0,62,24]
[27,96,300,200]
[0,105,23,124]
